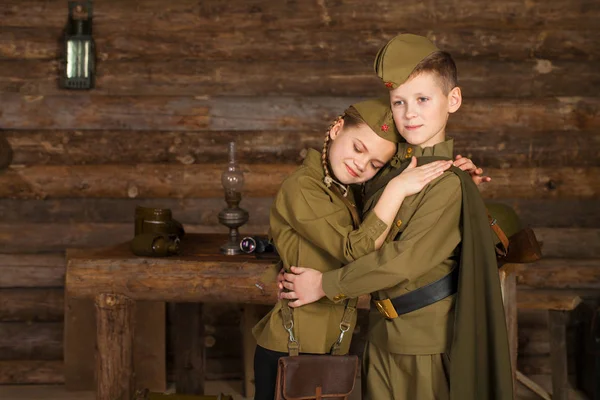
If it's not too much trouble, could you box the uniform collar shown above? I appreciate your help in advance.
[304,148,354,199]
[391,138,454,167]
[304,148,326,177]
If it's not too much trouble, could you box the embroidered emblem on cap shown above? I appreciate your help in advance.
[384,82,394,89]
[381,124,389,132]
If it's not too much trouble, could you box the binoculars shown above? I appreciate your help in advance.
[130,206,185,257]
[239,236,278,255]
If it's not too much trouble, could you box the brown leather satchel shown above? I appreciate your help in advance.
[274,298,359,400]
[275,355,358,400]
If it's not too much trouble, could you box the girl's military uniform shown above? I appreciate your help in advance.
[252,147,388,354]
[252,97,401,400]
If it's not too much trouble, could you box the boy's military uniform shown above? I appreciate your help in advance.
[321,34,513,400]
[253,98,400,355]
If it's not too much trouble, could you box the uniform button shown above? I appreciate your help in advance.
[406,148,413,154]
[333,294,347,302]
[396,220,402,227]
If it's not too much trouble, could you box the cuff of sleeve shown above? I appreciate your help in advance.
[322,269,347,303]
[362,211,388,240]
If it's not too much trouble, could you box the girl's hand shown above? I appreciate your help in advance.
[454,154,491,186]
[391,157,452,197]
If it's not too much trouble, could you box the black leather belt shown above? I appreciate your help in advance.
[372,268,459,319]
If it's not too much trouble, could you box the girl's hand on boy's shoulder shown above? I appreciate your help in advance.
[393,157,452,197]
[454,154,492,186]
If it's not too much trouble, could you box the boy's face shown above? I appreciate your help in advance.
[328,121,396,185]
[389,72,461,148]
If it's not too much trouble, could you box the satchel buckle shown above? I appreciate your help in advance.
[284,320,297,343]
[335,322,350,346]
[373,299,399,319]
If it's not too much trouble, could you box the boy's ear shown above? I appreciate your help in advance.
[329,118,344,140]
[448,86,462,114]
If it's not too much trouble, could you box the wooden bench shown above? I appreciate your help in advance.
[517,289,583,400]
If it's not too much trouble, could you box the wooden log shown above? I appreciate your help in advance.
[518,290,582,311]
[64,298,95,390]
[95,293,135,400]
[0,358,241,385]
[4,129,318,166]
[0,197,598,230]
[0,95,210,131]
[1,225,598,259]
[241,305,261,398]
[4,128,600,168]
[1,0,597,31]
[0,322,62,360]
[499,199,600,228]
[0,164,598,200]
[516,371,552,400]
[174,303,205,394]
[549,310,570,400]
[0,253,65,288]
[1,95,598,132]
[0,288,63,322]
[0,198,273,227]
[0,360,63,384]
[517,259,600,289]
[519,327,576,356]
[0,223,269,253]
[68,250,280,304]
[3,26,598,62]
[518,355,576,376]
[535,228,600,258]
[65,298,166,391]
[1,59,599,98]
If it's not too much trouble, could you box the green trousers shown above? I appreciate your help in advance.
[362,341,450,400]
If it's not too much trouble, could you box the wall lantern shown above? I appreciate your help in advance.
[61,1,95,90]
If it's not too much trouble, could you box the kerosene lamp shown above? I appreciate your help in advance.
[218,142,249,255]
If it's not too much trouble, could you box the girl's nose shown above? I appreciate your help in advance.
[354,157,367,172]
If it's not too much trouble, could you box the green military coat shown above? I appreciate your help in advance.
[253,148,388,354]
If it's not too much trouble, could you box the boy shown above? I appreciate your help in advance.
[281,34,513,400]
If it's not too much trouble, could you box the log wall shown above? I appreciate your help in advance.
[0,0,598,389]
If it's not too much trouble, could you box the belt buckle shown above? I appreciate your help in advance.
[374,299,399,319]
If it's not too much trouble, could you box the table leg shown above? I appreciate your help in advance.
[549,309,570,400]
[241,305,261,398]
[95,293,135,400]
[175,303,205,394]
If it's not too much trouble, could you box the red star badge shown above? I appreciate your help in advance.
[381,124,389,132]
[384,82,394,89]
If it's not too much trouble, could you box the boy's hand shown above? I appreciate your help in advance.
[454,154,491,186]
[280,266,325,307]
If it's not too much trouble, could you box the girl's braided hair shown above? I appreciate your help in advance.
[321,106,364,196]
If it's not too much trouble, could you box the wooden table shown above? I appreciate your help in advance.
[66,233,523,400]
[66,234,280,400]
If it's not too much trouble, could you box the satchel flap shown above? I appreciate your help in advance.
[279,355,358,399]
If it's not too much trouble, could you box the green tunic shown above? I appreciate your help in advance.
[252,148,388,354]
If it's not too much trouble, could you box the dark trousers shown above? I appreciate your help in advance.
[254,344,288,400]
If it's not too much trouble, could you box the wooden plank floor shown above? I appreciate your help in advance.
[0,376,589,400]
